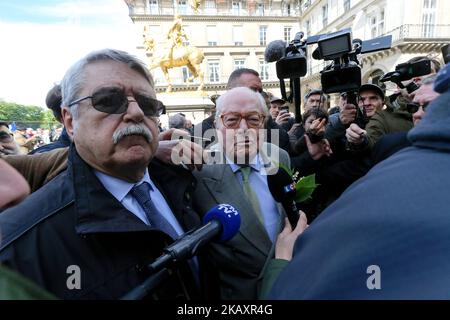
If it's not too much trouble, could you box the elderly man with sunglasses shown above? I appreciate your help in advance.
[0,49,205,299]
[191,87,295,300]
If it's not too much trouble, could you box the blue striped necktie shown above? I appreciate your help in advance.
[130,182,178,240]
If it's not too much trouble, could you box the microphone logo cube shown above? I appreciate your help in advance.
[283,183,296,194]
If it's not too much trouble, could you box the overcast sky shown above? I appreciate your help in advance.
[0,0,145,107]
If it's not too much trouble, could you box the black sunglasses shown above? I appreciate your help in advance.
[406,102,429,114]
[68,87,165,117]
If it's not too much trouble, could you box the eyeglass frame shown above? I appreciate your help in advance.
[406,102,429,114]
[67,86,166,117]
[219,111,266,129]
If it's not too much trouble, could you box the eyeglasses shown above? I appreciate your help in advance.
[220,112,265,129]
[406,102,429,114]
[68,86,165,117]
[0,131,13,143]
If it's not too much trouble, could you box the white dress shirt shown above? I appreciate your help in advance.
[94,169,184,237]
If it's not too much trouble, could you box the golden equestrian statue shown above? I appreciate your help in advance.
[143,15,205,93]
[189,0,201,13]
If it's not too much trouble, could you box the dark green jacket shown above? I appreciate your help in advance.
[366,108,413,149]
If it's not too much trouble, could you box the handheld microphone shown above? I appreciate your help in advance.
[267,169,299,229]
[148,204,241,273]
[264,40,287,62]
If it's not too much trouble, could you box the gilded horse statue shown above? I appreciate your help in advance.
[143,18,205,93]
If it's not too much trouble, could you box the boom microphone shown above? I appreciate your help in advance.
[267,169,299,228]
[148,204,241,273]
[265,40,287,62]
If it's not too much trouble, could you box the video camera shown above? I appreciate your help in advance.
[380,59,432,95]
[265,28,392,123]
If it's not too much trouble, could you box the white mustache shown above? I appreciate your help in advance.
[112,123,153,145]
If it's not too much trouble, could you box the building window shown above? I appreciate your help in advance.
[257,3,265,16]
[149,0,159,14]
[232,1,241,15]
[284,26,292,42]
[259,59,269,80]
[283,2,291,15]
[234,59,245,70]
[208,60,220,83]
[343,0,351,12]
[422,0,436,37]
[322,4,328,28]
[233,26,243,46]
[204,0,217,14]
[182,67,193,82]
[370,16,377,38]
[378,10,385,36]
[259,26,267,46]
[370,10,385,38]
[305,19,311,36]
[207,25,217,46]
[178,0,188,14]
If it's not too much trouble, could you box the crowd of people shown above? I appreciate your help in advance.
[0,47,449,300]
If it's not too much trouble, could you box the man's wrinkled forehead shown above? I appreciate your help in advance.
[83,60,155,96]
[224,93,261,110]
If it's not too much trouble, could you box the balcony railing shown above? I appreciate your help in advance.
[128,4,300,17]
[383,24,450,42]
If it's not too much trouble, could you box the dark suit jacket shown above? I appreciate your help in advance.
[192,143,290,299]
[0,145,201,299]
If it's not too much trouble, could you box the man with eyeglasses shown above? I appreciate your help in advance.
[191,87,295,300]
[0,49,204,299]
[0,121,21,156]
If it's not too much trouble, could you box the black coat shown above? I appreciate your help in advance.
[0,144,202,300]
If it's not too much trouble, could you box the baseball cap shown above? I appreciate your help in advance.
[270,96,285,104]
[359,84,385,100]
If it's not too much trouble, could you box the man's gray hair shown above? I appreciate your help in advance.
[169,113,187,129]
[215,87,268,120]
[60,49,154,118]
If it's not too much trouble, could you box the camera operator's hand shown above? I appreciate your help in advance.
[305,134,333,160]
[339,104,357,126]
[275,110,291,125]
[308,118,327,136]
[346,123,366,145]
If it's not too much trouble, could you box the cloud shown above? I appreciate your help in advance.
[0,0,149,107]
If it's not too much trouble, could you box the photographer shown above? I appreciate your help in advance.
[290,108,332,177]
[269,96,295,132]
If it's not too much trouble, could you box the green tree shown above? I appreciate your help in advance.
[0,100,57,129]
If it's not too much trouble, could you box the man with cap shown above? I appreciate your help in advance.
[346,83,410,150]
[304,89,327,113]
[269,96,294,132]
